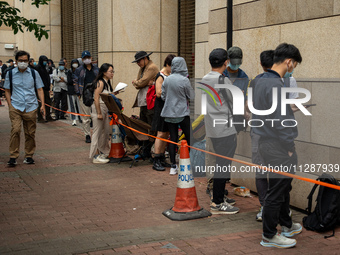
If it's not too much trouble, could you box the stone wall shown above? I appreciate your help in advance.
[97,0,178,117]
[195,0,340,210]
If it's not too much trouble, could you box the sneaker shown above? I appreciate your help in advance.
[72,120,77,126]
[23,157,35,164]
[85,135,91,143]
[93,155,110,164]
[170,164,178,175]
[153,158,165,171]
[256,206,263,222]
[7,158,17,167]
[224,196,236,206]
[99,154,109,159]
[210,201,239,214]
[260,233,296,248]
[281,223,302,237]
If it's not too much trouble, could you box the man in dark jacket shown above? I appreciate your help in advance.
[252,43,303,248]
[35,55,53,122]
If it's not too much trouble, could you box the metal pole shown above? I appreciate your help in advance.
[227,0,233,50]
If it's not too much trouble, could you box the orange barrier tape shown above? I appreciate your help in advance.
[2,87,339,191]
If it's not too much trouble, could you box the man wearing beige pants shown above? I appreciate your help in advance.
[4,51,45,167]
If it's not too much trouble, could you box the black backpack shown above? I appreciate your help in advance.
[302,173,340,238]
[82,82,96,107]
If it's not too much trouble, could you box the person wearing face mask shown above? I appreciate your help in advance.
[223,46,249,99]
[35,55,53,122]
[52,59,68,120]
[74,51,99,143]
[3,51,45,167]
[67,59,82,126]
[252,43,303,248]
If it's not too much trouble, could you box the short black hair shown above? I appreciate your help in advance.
[209,48,228,68]
[164,54,176,67]
[273,43,302,64]
[260,50,274,68]
[15,51,30,61]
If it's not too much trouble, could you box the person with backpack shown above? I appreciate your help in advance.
[35,55,53,122]
[52,59,68,120]
[89,63,115,164]
[3,51,45,167]
[74,51,99,143]
[67,59,82,126]
[252,43,303,248]
[151,54,175,172]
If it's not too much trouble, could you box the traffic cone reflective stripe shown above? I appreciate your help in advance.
[108,122,125,159]
[162,140,211,220]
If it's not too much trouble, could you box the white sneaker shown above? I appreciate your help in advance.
[99,154,109,159]
[170,164,178,175]
[72,120,77,126]
[93,155,110,164]
[260,233,296,248]
[281,223,302,237]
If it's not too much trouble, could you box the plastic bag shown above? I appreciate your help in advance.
[233,186,252,197]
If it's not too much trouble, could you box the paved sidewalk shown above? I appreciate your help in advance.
[0,100,339,255]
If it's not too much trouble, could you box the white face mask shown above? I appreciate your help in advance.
[18,62,28,70]
[83,59,91,65]
[72,63,78,69]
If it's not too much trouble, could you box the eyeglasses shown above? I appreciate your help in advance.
[17,59,29,63]
[108,70,115,74]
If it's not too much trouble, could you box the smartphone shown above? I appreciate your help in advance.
[304,104,316,108]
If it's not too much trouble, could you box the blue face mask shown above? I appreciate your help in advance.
[228,63,241,71]
[43,61,47,66]
[59,66,65,71]
[284,61,294,78]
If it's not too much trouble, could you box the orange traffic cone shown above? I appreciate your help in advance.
[108,120,132,163]
[163,140,211,221]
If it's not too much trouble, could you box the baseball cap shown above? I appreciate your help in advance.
[58,59,65,65]
[7,59,14,63]
[227,46,243,65]
[209,48,228,67]
[81,50,91,59]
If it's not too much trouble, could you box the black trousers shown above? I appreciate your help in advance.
[37,90,52,120]
[54,89,68,118]
[167,116,192,165]
[259,138,297,238]
[211,134,237,204]
[140,106,154,126]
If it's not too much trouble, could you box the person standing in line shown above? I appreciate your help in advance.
[161,57,193,175]
[132,51,159,125]
[202,48,240,214]
[152,54,175,173]
[4,51,45,166]
[89,63,115,164]
[52,59,68,120]
[67,59,82,126]
[74,51,99,143]
[252,43,303,248]
[35,55,53,122]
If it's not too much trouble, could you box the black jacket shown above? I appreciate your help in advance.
[35,55,50,91]
[252,69,297,152]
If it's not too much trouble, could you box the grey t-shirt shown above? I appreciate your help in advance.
[202,71,237,138]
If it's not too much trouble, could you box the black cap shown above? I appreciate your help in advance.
[227,46,243,65]
[58,58,65,65]
[209,48,228,66]
[132,51,153,63]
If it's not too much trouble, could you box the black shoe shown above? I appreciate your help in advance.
[85,135,91,143]
[153,158,165,171]
[160,153,171,167]
[7,158,17,167]
[23,157,35,164]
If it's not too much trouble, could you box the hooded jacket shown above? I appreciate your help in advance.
[35,55,50,91]
[66,59,79,95]
[161,57,193,118]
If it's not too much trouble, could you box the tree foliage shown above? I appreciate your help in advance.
[0,0,51,41]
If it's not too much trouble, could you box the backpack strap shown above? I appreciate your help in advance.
[30,68,36,88]
[219,74,233,127]
[306,183,319,214]
[9,69,13,94]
